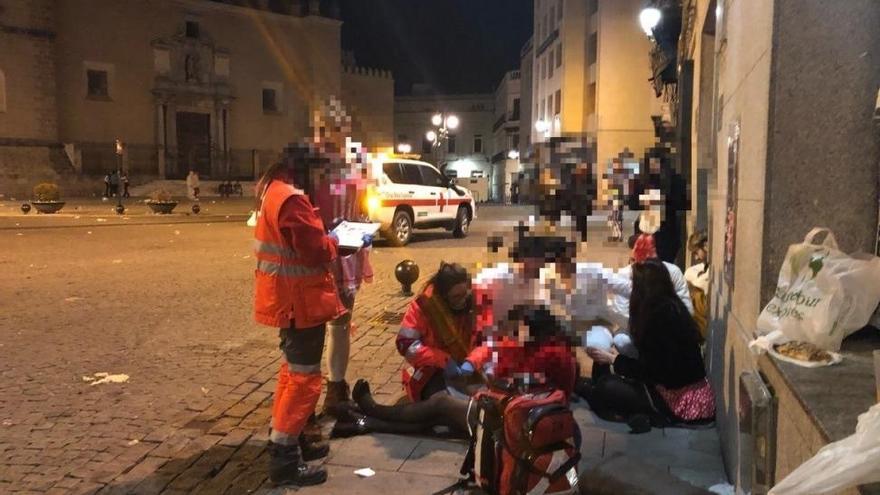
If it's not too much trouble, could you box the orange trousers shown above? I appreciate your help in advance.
[270,324,325,445]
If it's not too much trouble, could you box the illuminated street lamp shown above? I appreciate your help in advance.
[426,112,459,167]
[639,7,661,37]
[507,150,520,160]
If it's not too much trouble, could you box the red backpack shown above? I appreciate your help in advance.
[459,388,581,495]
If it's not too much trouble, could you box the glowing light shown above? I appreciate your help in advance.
[397,143,412,154]
[534,120,549,133]
[507,150,520,160]
[639,8,661,37]
[426,130,437,142]
[446,115,460,130]
[431,114,443,126]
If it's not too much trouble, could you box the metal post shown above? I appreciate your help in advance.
[115,139,124,213]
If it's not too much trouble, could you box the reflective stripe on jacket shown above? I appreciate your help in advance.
[253,180,344,329]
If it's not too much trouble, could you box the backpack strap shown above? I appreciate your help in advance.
[431,477,471,495]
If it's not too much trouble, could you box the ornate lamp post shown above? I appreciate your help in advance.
[115,139,125,215]
[425,112,459,168]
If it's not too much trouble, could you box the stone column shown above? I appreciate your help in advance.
[156,100,168,179]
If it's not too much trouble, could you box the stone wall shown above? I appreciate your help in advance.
[341,66,394,149]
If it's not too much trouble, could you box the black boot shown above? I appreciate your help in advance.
[267,442,328,486]
[298,431,330,461]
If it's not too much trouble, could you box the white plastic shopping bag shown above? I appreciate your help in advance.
[769,403,880,494]
[755,228,880,351]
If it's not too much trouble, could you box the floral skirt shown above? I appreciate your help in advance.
[655,378,715,422]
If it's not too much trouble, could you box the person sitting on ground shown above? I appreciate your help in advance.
[332,305,577,438]
[394,262,490,403]
[581,259,714,432]
[684,231,710,342]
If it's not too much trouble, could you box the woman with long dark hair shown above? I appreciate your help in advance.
[581,259,714,431]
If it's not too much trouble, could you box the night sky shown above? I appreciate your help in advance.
[338,0,534,95]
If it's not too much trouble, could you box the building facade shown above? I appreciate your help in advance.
[644,0,880,492]
[491,70,521,202]
[530,0,662,187]
[393,92,495,202]
[0,0,393,197]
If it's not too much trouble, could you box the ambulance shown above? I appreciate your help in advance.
[365,156,476,246]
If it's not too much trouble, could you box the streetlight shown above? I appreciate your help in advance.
[397,143,412,154]
[115,139,125,214]
[639,7,661,37]
[425,112,459,168]
[507,150,520,160]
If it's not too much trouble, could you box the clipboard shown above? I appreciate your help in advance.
[331,221,381,249]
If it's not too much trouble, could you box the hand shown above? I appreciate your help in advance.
[361,233,373,248]
[459,361,475,376]
[586,346,619,366]
[444,359,462,379]
[327,231,339,244]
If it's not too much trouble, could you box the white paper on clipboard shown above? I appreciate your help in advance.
[332,221,381,249]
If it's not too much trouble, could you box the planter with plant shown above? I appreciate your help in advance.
[146,189,177,214]
[31,183,65,214]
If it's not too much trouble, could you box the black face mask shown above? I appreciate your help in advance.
[446,294,474,315]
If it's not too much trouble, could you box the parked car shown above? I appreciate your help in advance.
[366,158,476,246]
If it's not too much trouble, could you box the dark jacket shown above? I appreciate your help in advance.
[613,299,706,389]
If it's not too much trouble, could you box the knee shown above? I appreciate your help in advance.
[282,325,326,368]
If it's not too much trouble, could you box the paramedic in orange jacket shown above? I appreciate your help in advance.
[253,145,368,487]
[396,262,490,401]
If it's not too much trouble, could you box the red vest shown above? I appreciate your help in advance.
[253,180,344,329]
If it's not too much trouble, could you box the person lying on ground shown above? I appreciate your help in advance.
[331,305,578,438]
[580,258,714,433]
[393,262,491,404]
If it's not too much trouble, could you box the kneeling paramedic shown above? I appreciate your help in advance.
[253,146,370,486]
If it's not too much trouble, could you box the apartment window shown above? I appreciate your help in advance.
[588,0,598,15]
[540,99,546,121]
[557,0,564,20]
[86,69,109,99]
[185,21,200,38]
[549,6,556,30]
[473,135,483,154]
[548,54,554,78]
[554,90,562,115]
[512,98,520,120]
[587,33,598,65]
[0,69,6,113]
[511,133,520,149]
[544,13,549,37]
[447,135,456,153]
[556,44,562,68]
[262,88,278,112]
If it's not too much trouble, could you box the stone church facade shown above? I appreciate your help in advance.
[0,0,393,197]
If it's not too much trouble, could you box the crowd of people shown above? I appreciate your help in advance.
[251,99,714,489]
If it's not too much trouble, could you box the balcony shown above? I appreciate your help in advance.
[493,111,521,132]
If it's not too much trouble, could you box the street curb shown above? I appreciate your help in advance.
[0,216,250,231]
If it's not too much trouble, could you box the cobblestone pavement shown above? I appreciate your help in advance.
[1,205,708,495]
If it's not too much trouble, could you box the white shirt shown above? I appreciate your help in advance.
[606,262,694,332]
[684,262,710,293]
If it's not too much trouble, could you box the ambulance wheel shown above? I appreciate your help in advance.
[388,209,413,246]
[452,206,470,238]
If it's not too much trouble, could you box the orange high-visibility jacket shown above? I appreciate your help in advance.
[254,180,345,329]
[396,284,490,401]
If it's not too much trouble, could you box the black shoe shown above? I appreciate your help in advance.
[627,414,652,434]
[330,417,370,439]
[351,379,371,403]
[298,432,330,461]
[267,442,328,486]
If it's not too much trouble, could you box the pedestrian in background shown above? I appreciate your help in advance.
[186,170,200,201]
[109,170,120,197]
[121,172,130,198]
[103,172,111,198]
